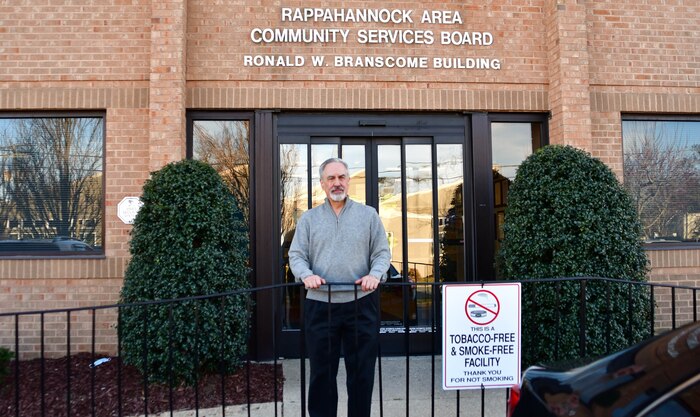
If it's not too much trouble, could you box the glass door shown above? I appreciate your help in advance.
[280,139,370,331]
[280,138,466,335]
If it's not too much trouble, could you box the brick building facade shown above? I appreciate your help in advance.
[1,0,698,358]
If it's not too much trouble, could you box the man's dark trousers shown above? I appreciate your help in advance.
[304,292,379,417]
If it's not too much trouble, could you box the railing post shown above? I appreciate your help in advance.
[117,306,123,417]
[246,294,254,416]
[377,285,384,417]
[67,311,72,417]
[218,296,227,417]
[193,303,201,416]
[627,283,633,345]
[403,283,410,417]
[527,282,536,367]
[41,312,45,417]
[91,309,97,417]
[481,385,485,417]
[649,286,655,338]
[555,280,561,360]
[431,282,437,417]
[455,390,460,417]
[273,286,279,417]
[299,285,307,417]
[14,314,20,417]
[605,283,611,353]
[142,304,149,417]
[578,280,587,358]
[672,287,677,329]
[167,304,174,416]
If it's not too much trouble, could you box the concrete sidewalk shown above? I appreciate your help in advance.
[130,356,508,417]
[282,356,509,417]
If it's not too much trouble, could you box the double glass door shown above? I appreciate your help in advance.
[280,137,466,336]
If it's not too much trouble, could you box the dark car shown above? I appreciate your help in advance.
[0,237,96,253]
[508,320,700,417]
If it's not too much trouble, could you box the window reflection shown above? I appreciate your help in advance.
[492,122,541,181]
[492,122,541,276]
[342,145,366,205]
[193,120,250,223]
[280,144,308,329]
[405,145,433,327]
[280,140,467,330]
[0,116,104,254]
[280,144,308,246]
[437,145,464,283]
[377,145,408,326]
[311,145,338,207]
[623,120,700,243]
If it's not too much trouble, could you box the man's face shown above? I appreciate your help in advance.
[320,162,350,202]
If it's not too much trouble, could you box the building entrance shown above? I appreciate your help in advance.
[277,113,473,355]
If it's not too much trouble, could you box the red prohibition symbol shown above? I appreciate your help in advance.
[464,289,500,325]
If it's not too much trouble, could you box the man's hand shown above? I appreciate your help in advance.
[355,275,380,292]
[302,275,326,289]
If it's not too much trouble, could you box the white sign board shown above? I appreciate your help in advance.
[117,197,143,225]
[442,283,521,390]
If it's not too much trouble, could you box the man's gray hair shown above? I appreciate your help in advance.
[319,157,349,179]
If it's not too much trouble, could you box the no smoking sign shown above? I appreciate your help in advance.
[443,283,521,390]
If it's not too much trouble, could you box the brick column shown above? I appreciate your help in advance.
[546,0,593,150]
[149,0,187,170]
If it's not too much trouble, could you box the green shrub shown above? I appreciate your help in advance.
[0,347,13,385]
[498,145,651,366]
[119,159,250,385]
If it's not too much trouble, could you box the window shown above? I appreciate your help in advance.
[623,117,700,245]
[491,120,543,272]
[0,114,104,255]
[187,113,251,225]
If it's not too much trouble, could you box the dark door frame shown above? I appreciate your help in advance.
[186,110,548,360]
[265,112,472,358]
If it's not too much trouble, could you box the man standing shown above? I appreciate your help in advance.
[289,157,391,417]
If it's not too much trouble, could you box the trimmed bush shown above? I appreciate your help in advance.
[498,145,650,366]
[119,159,250,385]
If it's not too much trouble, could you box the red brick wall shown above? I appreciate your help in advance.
[185,0,550,114]
[0,0,150,82]
[647,250,700,332]
[0,0,153,358]
[150,0,187,170]
[587,0,700,329]
[587,0,699,88]
[545,0,593,150]
[0,265,126,357]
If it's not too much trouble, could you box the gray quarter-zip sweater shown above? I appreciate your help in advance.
[288,198,391,303]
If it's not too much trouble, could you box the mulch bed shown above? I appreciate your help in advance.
[0,353,283,417]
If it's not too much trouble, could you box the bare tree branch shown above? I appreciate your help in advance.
[0,117,103,245]
[624,121,700,241]
[193,121,250,223]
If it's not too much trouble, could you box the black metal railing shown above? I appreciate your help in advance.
[0,277,698,417]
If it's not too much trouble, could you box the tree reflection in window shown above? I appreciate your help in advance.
[437,144,464,283]
[192,120,250,224]
[491,121,541,276]
[623,120,700,243]
[0,116,103,253]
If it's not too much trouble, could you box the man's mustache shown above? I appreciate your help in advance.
[331,186,345,192]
